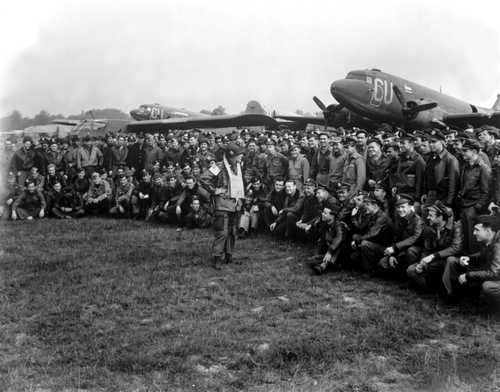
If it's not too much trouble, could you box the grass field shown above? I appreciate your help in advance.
[0,218,499,392]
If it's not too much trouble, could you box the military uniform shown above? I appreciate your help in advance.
[407,208,463,291]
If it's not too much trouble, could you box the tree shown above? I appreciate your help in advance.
[33,110,51,125]
[211,105,226,116]
[0,110,23,130]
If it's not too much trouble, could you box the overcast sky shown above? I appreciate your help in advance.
[1,0,499,117]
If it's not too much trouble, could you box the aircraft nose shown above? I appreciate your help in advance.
[130,109,142,121]
[330,79,371,106]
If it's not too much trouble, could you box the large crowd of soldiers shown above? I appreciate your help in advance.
[1,124,500,315]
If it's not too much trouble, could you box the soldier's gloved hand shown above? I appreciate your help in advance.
[415,263,424,273]
[39,209,45,218]
[271,206,278,216]
[176,206,182,216]
[488,202,499,214]
[323,252,332,264]
[421,254,434,264]
[388,256,398,268]
[384,246,395,256]
[458,273,467,285]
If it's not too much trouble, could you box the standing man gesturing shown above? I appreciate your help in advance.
[211,143,246,269]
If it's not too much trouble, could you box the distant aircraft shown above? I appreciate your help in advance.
[328,69,500,129]
[127,101,278,132]
[52,118,131,137]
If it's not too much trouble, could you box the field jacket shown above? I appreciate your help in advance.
[392,211,423,251]
[466,234,500,282]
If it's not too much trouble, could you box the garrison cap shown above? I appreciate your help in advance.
[479,125,499,137]
[304,178,316,187]
[399,131,416,142]
[395,193,414,206]
[476,214,500,231]
[427,200,452,218]
[344,136,358,145]
[462,139,481,152]
[367,137,382,148]
[428,129,446,142]
[364,196,383,208]
[354,190,369,197]
[223,143,245,157]
[336,182,351,191]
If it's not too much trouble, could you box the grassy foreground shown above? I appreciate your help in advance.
[0,218,498,392]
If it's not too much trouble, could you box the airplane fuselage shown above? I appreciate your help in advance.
[130,104,207,121]
[330,69,490,128]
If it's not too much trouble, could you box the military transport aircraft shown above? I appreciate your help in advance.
[329,69,500,129]
[127,100,278,132]
[278,69,500,130]
[52,118,131,137]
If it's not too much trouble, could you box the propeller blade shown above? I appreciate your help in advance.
[415,102,438,112]
[392,85,406,108]
[313,96,327,112]
[326,104,344,113]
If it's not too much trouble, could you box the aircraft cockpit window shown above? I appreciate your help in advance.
[346,72,366,81]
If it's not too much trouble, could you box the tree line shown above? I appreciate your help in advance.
[0,109,131,131]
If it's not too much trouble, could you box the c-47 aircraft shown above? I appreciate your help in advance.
[278,69,500,130]
[126,100,278,132]
[329,69,500,129]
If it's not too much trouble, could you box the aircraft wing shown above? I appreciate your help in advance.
[126,114,278,132]
[51,119,81,126]
[443,112,500,128]
[274,114,325,126]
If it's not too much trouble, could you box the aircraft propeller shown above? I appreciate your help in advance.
[312,96,343,128]
[392,86,438,121]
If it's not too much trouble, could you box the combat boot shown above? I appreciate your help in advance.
[212,256,223,269]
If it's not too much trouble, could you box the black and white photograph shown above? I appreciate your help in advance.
[0,0,499,390]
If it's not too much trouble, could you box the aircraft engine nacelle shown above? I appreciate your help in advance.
[408,106,447,129]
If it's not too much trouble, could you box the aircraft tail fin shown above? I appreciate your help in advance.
[493,94,500,111]
[244,100,267,115]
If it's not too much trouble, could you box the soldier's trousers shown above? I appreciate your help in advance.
[379,246,421,277]
[443,256,486,297]
[274,212,299,239]
[211,210,239,258]
[482,281,500,314]
[407,256,447,291]
[52,207,85,219]
[461,206,478,254]
[350,240,385,273]
[15,206,42,219]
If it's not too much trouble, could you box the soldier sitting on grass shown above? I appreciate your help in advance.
[442,215,500,314]
[11,180,46,221]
